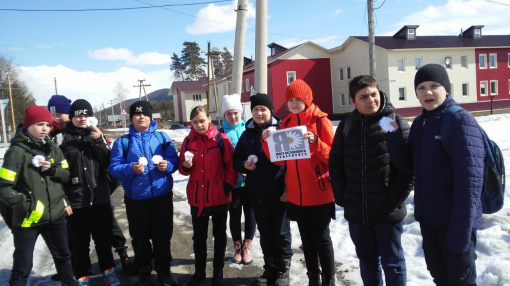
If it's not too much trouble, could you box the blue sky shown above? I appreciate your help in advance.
[1,0,509,108]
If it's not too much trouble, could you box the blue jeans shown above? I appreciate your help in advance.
[420,223,477,286]
[10,214,75,286]
[349,220,407,286]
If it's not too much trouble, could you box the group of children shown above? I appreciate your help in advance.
[0,63,484,286]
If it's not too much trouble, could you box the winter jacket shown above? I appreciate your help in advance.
[233,116,286,202]
[263,103,335,207]
[220,118,246,188]
[329,92,413,225]
[408,95,484,253]
[109,120,179,200]
[0,128,70,228]
[60,123,112,209]
[178,124,237,217]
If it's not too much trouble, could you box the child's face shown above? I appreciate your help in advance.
[191,111,211,135]
[27,121,51,140]
[287,98,306,114]
[415,81,447,111]
[71,114,90,129]
[132,113,151,132]
[251,105,271,126]
[351,86,380,115]
[51,112,69,125]
[224,109,241,126]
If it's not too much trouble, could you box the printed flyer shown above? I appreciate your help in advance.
[266,126,310,162]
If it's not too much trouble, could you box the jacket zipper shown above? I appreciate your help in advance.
[296,115,303,206]
[360,118,369,225]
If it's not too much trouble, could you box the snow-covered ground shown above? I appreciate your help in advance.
[0,114,509,285]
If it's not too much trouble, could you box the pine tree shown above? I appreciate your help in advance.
[221,47,233,75]
[170,53,185,81]
[180,41,206,81]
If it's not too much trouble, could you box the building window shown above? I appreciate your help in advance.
[474,28,481,38]
[397,58,404,72]
[462,83,468,97]
[445,56,452,69]
[341,94,346,106]
[339,68,344,81]
[490,81,498,96]
[489,54,497,68]
[193,94,202,101]
[480,81,487,96]
[415,57,421,70]
[245,79,250,92]
[479,54,487,69]
[286,71,296,85]
[461,56,467,69]
[398,88,406,101]
[407,28,416,40]
[347,67,351,79]
[508,53,510,67]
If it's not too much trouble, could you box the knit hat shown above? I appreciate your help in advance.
[250,93,274,113]
[23,105,53,128]
[285,79,313,107]
[414,63,451,94]
[130,100,152,120]
[222,94,242,115]
[69,99,94,119]
[47,95,71,114]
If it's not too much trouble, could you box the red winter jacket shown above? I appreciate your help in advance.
[263,103,335,207]
[179,124,237,216]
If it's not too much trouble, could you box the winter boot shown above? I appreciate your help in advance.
[103,267,121,286]
[275,258,291,286]
[158,271,178,286]
[118,249,137,275]
[212,268,224,286]
[187,269,206,286]
[138,266,152,286]
[232,240,243,264]
[307,271,321,286]
[321,273,336,286]
[242,239,253,265]
[255,258,278,286]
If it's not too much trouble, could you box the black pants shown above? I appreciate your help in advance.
[229,187,256,241]
[67,204,115,278]
[192,211,228,271]
[125,192,174,275]
[10,214,75,286]
[110,205,127,253]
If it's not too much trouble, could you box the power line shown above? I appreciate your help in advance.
[0,0,231,12]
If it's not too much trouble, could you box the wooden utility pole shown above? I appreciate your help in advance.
[368,0,376,78]
[54,77,58,95]
[7,74,16,134]
[134,79,151,101]
[109,100,116,128]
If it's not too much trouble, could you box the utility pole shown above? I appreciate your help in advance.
[202,46,224,126]
[109,100,116,128]
[7,74,15,134]
[254,0,268,94]
[368,0,376,78]
[231,0,248,95]
[134,79,151,101]
[54,77,58,95]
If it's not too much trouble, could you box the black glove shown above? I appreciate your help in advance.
[223,183,234,196]
[40,164,56,177]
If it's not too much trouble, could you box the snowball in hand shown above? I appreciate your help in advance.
[86,117,98,127]
[184,151,194,161]
[32,155,46,167]
[152,155,163,164]
[138,157,148,166]
[379,116,396,132]
[247,154,258,164]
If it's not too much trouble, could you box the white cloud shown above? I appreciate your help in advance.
[186,1,256,35]
[88,48,172,67]
[334,9,342,15]
[18,65,173,109]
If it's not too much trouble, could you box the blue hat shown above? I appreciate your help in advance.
[47,95,71,114]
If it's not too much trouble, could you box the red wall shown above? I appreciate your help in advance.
[476,48,510,101]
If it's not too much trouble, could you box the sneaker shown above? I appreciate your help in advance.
[187,270,206,286]
[77,276,90,286]
[158,272,178,286]
[103,267,121,286]
[121,256,138,275]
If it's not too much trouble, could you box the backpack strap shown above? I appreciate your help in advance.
[215,133,225,154]
[154,131,170,150]
[441,105,463,155]
[342,117,353,140]
[121,134,130,158]
[13,142,39,156]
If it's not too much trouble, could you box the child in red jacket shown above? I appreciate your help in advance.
[178,105,237,286]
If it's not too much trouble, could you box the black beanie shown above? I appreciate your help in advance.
[69,99,94,119]
[250,93,274,113]
[130,100,152,120]
[414,63,451,94]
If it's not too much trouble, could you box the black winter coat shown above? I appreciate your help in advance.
[60,124,112,209]
[233,116,286,202]
[329,92,413,225]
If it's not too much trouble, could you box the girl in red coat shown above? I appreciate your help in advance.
[178,105,238,286]
[262,79,336,286]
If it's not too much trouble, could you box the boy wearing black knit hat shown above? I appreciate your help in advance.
[385,63,484,285]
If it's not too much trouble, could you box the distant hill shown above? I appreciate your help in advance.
[101,88,171,115]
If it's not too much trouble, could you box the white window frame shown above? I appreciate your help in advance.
[479,54,487,69]
[462,83,469,97]
[245,79,250,92]
[286,71,296,85]
[489,53,497,68]
[339,68,344,81]
[407,29,416,40]
[414,57,421,70]
[347,67,351,79]
[474,28,481,38]
[490,80,498,96]
[398,87,406,101]
[193,94,202,102]
[480,81,488,96]
[397,58,405,72]
[461,55,468,69]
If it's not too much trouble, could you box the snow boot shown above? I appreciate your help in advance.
[212,268,224,286]
[187,269,206,286]
[232,240,242,264]
[158,271,178,286]
[255,258,278,286]
[275,258,291,286]
[307,271,321,286]
[242,239,253,264]
[321,273,336,286]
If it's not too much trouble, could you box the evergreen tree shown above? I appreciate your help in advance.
[180,41,206,81]
[170,53,185,81]
[221,47,233,75]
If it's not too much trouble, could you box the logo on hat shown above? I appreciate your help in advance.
[135,106,143,113]
[74,110,88,117]
[49,106,56,113]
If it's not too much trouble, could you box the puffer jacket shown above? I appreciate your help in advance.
[60,123,112,209]
[221,118,246,188]
[233,116,286,202]
[178,124,237,216]
[329,92,413,225]
[409,95,484,253]
[263,103,335,207]
[0,128,69,228]
[109,120,179,200]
